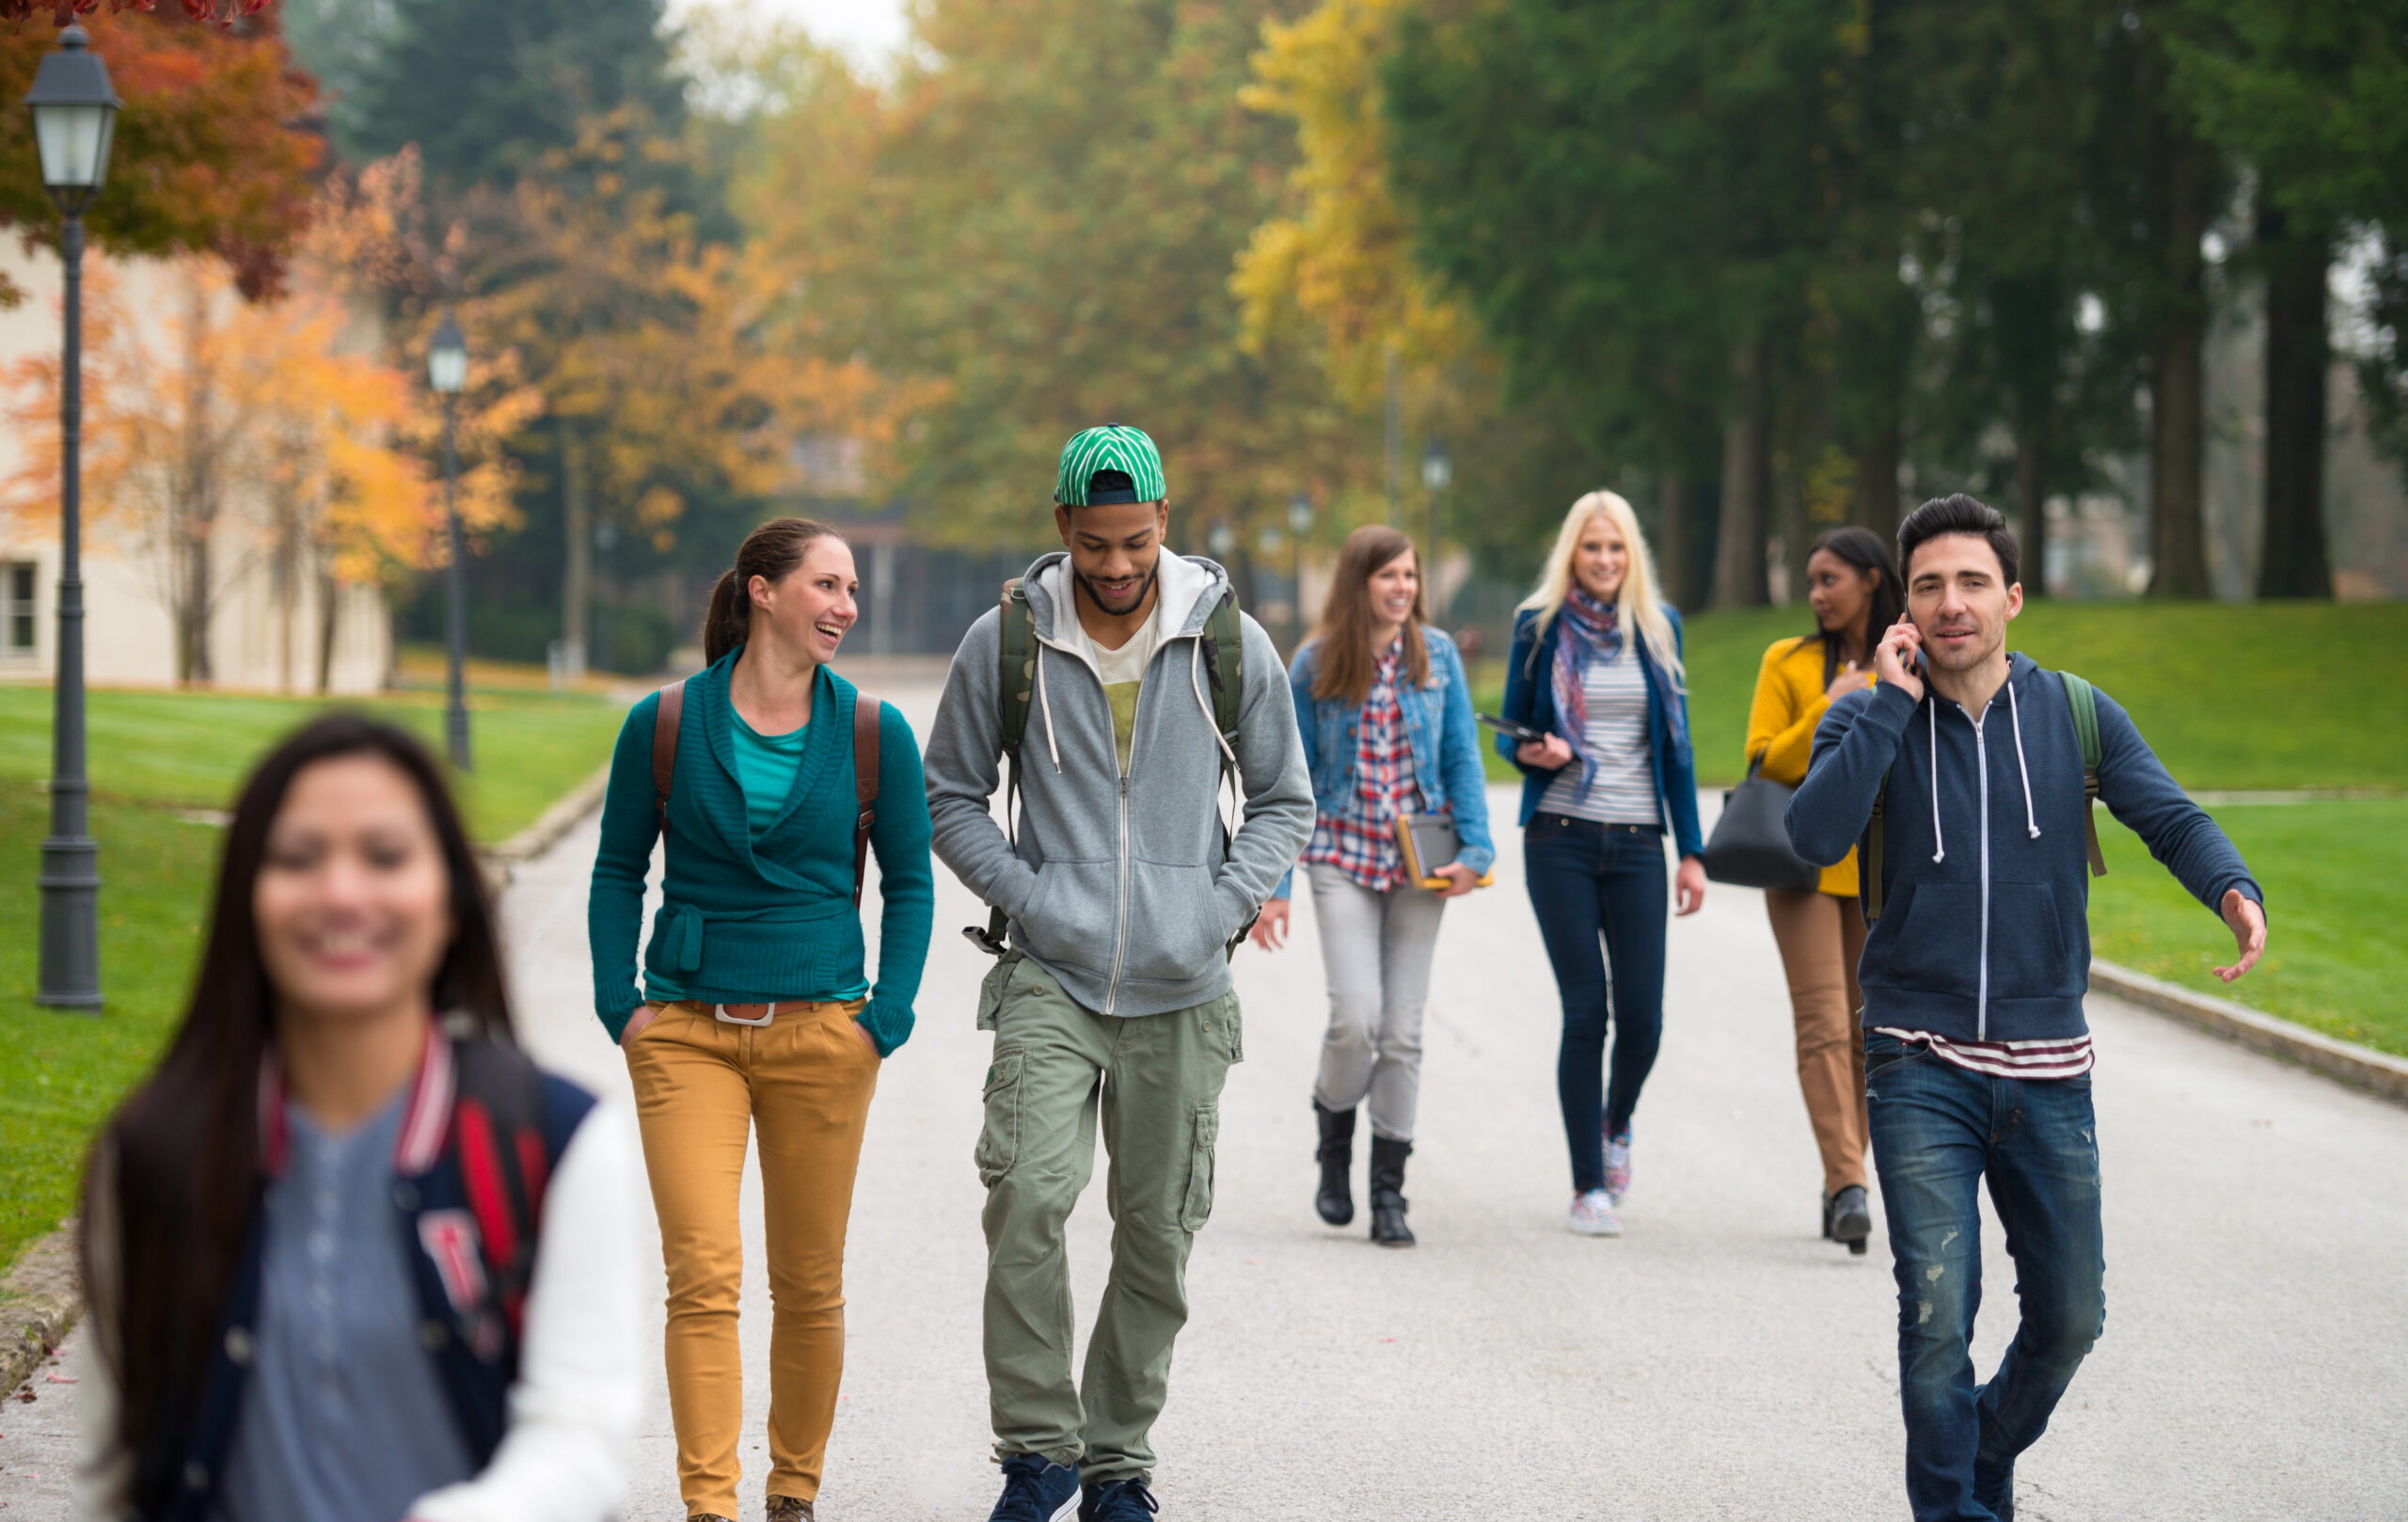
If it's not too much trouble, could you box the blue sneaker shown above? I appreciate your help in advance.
[1080,1478,1160,1520]
[990,1452,1081,1522]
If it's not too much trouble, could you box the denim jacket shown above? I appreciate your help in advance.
[1497,605,1705,860]
[1273,626,1496,898]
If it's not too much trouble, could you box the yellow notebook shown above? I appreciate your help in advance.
[1393,813,1496,891]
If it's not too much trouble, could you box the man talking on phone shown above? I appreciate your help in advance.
[1786,494,2267,1522]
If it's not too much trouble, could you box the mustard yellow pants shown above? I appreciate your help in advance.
[624,998,880,1517]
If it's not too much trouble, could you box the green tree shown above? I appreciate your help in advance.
[344,0,687,191]
[744,0,1357,566]
[1383,0,1846,608]
[2173,0,2408,597]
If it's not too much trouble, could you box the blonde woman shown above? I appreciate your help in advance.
[1497,491,1703,1237]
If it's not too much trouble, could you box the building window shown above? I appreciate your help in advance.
[3,563,35,658]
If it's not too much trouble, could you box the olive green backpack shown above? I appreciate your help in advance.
[1862,671,2106,923]
[963,577,1250,957]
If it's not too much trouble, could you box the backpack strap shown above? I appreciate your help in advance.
[852,690,879,908]
[2058,670,2107,879]
[1199,587,1254,958]
[651,678,688,830]
[968,580,1035,957]
[447,1037,551,1352]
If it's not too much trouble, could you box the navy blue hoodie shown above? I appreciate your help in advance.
[1785,653,2262,1044]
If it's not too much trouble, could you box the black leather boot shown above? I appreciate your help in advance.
[1368,1135,1415,1246]
[1314,1101,1356,1226]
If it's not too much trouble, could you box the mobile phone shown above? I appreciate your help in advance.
[1477,712,1545,745]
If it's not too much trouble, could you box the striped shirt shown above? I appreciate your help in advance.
[1874,1027,2097,1080]
[1303,639,1418,892]
[1539,649,1658,826]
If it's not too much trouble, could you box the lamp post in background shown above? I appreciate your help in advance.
[1288,490,1314,650]
[428,310,471,770]
[1420,439,1451,618]
[27,24,119,1012]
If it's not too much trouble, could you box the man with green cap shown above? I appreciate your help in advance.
[925,424,1312,1521]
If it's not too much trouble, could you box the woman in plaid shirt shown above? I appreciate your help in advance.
[1249,526,1495,1246]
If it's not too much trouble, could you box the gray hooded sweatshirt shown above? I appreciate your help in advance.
[924,548,1314,1018]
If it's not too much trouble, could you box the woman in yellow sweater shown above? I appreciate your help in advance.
[1744,525,1901,1255]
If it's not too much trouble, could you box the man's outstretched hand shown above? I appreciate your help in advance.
[2217,889,2267,983]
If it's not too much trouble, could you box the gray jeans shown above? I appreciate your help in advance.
[1307,863,1447,1142]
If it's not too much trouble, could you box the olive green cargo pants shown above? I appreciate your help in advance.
[974,953,1243,1485]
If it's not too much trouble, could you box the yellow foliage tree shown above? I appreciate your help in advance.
[1232,0,1471,410]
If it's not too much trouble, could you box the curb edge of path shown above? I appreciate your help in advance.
[477,763,613,889]
[2,1220,81,1402]
[2092,959,2408,1109]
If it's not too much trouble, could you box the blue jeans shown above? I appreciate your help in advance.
[1524,816,1667,1194]
[1865,1031,2107,1522]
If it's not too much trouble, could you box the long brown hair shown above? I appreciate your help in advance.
[1310,525,1430,707]
[702,516,846,666]
[81,715,510,1514]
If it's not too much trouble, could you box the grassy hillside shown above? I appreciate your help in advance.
[1469,601,2403,1058]
[1671,600,2408,790]
[0,685,626,842]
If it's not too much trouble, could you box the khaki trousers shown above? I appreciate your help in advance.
[974,954,1241,1486]
[1764,889,1869,1196]
[624,998,880,1517]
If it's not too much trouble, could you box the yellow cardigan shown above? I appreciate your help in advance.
[1744,635,1873,898]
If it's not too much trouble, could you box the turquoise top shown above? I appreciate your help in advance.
[586,650,935,1054]
[646,710,810,1003]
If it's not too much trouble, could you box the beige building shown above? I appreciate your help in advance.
[0,244,391,693]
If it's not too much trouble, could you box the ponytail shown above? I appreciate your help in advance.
[702,516,845,665]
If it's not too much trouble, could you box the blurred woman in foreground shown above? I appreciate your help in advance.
[75,714,639,1522]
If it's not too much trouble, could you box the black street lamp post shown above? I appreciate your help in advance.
[428,311,470,771]
[1287,490,1314,651]
[27,24,119,1012]
[1420,439,1451,615]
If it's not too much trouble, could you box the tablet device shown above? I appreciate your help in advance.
[1477,711,1545,745]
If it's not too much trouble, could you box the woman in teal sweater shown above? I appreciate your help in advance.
[587,515,933,1522]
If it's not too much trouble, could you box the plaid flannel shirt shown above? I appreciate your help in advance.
[1303,639,1419,892]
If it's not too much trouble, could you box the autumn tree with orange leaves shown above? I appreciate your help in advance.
[0,7,318,302]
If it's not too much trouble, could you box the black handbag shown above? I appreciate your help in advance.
[1702,758,1822,891]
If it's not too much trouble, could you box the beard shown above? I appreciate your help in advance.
[1075,560,1159,616]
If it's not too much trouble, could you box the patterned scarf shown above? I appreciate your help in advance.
[1549,588,1623,798]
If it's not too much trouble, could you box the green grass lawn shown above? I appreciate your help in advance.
[1469,601,2405,1059]
[0,790,219,1270]
[0,681,627,1272]
[0,685,626,843]
[2089,801,2408,1058]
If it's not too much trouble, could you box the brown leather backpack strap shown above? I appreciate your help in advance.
[652,679,688,830]
[851,690,879,907]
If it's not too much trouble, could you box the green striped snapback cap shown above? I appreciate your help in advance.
[1054,423,1166,506]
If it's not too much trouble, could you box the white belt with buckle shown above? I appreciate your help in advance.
[713,1003,779,1026]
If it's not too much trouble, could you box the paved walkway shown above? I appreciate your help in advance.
[6,677,2405,1519]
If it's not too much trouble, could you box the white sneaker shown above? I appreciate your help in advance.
[1604,1131,1633,1203]
[1566,1188,1622,1237]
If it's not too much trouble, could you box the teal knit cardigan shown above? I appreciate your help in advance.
[587,649,935,1054]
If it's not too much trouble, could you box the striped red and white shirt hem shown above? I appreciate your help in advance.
[1873,1027,2096,1080]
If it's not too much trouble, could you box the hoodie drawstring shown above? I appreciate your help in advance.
[1926,702,1944,864]
[1188,640,1239,772]
[1035,644,1062,773]
[2006,676,2040,840]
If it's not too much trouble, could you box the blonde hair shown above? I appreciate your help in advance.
[1517,490,1685,685]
